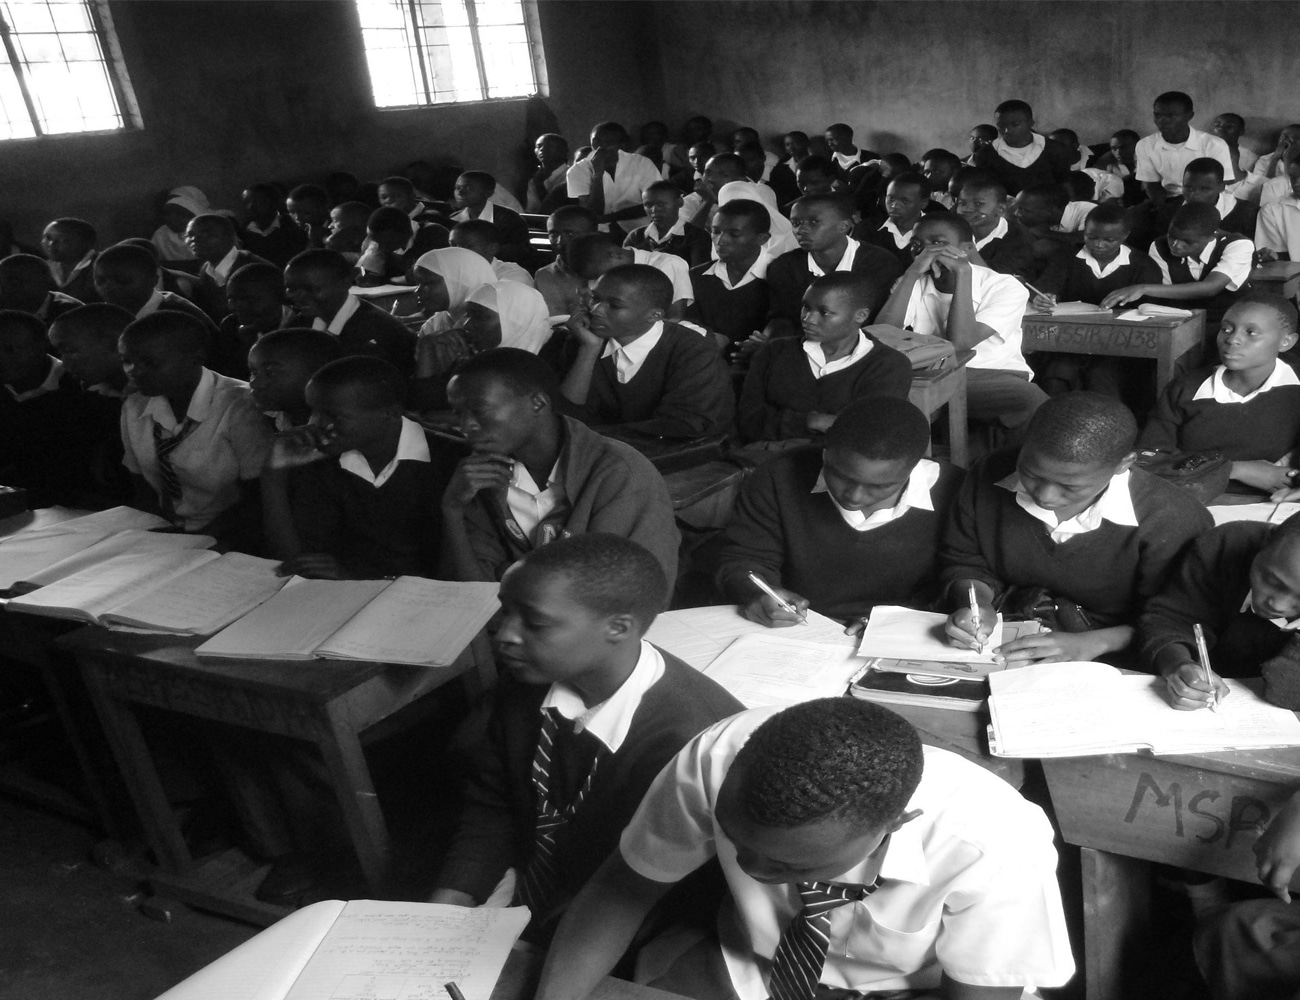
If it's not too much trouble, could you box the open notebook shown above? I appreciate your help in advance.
[856,606,1005,667]
[644,604,852,669]
[155,899,529,1000]
[701,632,865,708]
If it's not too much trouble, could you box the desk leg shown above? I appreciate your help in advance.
[1081,846,1151,1000]
[318,700,391,892]
[948,370,969,468]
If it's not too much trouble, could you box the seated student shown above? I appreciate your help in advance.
[712,396,961,622]
[847,153,912,226]
[730,126,778,181]
[1211,112,1258,187]
[184,213,272,322]
[955,173,1038,278]
[763,195,902,340]
[115,236,201,302]
[681,152,750,232]
[1010,183,1088,277]
[1255,156,1300,264]
[920,148,962,209]
[428,533,743,942]
[451,170,531,263]
[966,123,998,164]
[877,213,1046,434]
[684,140,716,195]
[535,206,599,316]
[644,120,688,179]
[687,199,772,353]
[568,232,693,319]
[376,175,442,226]
[1259,143,1300,211]
[118,311,272,540]
[211,262,292,381]
[766,131,806,207]
[285,184,332,249]
[824,122,877,182]
[622,181,711,267]
[567,121,663,234]
[1135,90,1235,210]
[860,171,933,268]
[941,392,1211,666]
[354,206,448,286]
[1169,158,1258,238]
[527,133,574,214]
[283,249,417,376]
[792,153,837,202]
[246,327,342,431]
[1047,128,1125,203]
[1139,293,1300,495]
[450,219,534,287]
[535,697,1074,1000]
[92,244,217,332]
[42,217,100,303]
[735,141,773,189]
[1243,125,1300,206]
[151,186,207,263]
[241,183,308,267]
[968,100,1073,195]
[0,253,82,326]
[739,274,911,444]
[718,180,798,260]
[325,200,375,262]
[261,356,443,579]
[1100,203,1253,331]
[48,303,132,399]
[412,246,497,335]
[560,264,733,439]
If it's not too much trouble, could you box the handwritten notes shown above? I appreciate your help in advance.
[703,633,864,708]
[857,606,1004,665]
[645,605,853,670]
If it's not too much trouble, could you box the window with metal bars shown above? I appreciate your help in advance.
[0,0,138,139]
[355,0,547,109]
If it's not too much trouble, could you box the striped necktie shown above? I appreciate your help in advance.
[515,707,601,914]
[767,879,879,1000]
[152,417,195,521]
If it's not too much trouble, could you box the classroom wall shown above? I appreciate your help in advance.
[1,0,663,246]
[646,0,1297,163]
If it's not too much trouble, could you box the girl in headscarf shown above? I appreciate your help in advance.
[717,180,800,258]
[151,186,210,262]
[413,247,496,336]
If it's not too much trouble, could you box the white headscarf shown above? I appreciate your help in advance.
[468,281,554,354]
[165,185,210,217]
[414,247,496,333]
[717,181,799,258]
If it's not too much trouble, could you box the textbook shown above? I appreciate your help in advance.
[196,576,500,667]
[851,668,986,713]
[1038,301,1114,317]
[987,661,1300,758]
[155,899,530,1000]
[702,632,865,708]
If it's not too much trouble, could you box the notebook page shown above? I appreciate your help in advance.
[0,529,115,589]
[1116,675,1300,755]
[645,605,851,669]
[196,578,391,659]
[314,578,500,666]
[283,901,530,1000]
[17,529,215,589]
[102,552,288,635]
[986,661,1131,757]
[857,605,1004,665]
[7,505,170,540]
[703,633,864,709]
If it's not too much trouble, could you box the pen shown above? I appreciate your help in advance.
[445,983,467,1000]
[1018,277,1054,304]
[967,582,984,655]
[1193,623,1218,713]
[747,571,807,625]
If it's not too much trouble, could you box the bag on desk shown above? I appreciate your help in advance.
[1135,449,1231,505]
[863,324,955,370]
[998,586,1095,633]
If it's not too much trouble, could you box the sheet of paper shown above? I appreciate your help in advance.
[1209,502,1300,527]
[645,605,852,670]
[857,606,1003,664]
[703,632,864,708]
[315,578,500,666]
[17,529,215,589]
[0,506,92,539]
[101,552,288,635]
[283,901,530,1000]
[1115,309,1151,322]
[0,529,115,589]
[6,505,170,539]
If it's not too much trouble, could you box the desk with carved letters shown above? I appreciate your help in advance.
[1042,748,1300,1000]
[1021,309,1206,397]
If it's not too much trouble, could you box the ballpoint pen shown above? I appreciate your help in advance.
[968,582,984,655]
[747,571,807,625]
[1193,623,1219,713]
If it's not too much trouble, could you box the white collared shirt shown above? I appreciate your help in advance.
[802,330,873,378]
[1078,243,1132,279]
[337,416,430,489]
[993,133,1046,168]
[879,219,915,250]
[1058,201,1095,233]
[49,250,95,289]
[1153,236,1252,290]
[566,149,663,232]
[702,252,771,291]
[902,265,1031,374]
[543,639,665,753]
[603,320,665,383]
[506,458,565,543]
[997,468,1138,543]
[645,218,687,243]
[452,201,496,225]
[1135,127,1235,195]
[808,237,859,278]
[1192,362,1300,404]
[135,288,166,319]
[1242,591,1300,631]
[6,356,63,402]
[1257,196,1300,259]
[832,149,866,172]
[313,293,362,336]
[244,216,282,237]
[813,458,940,532]
[630,247,694,305]
[974,216,1009,251]
[201,246,241,287]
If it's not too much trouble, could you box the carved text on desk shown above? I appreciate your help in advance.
[1023,323,1162,355]
[93,661,329,741]
[1124,770,1273,849]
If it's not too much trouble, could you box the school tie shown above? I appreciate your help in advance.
[515,707,602,914]
[152,417,195,521]
[767,879,879,1000]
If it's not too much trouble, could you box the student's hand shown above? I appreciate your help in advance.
[996,630,1108,666]
[1161,660,1230,711]
[566,304,603,350]
[265,427,333,472]
[1232,461,1298,493]
[1031,292,1058,312]
[1101,285,1147,309]
[906,244,946,278]
[426,888,480,907]
[805,411,836,433]
[1254,791,1300,902]
[734,331,770,362]
[277,553,350,580]
[931,246,973,277]
[944,605,998,651]
[740,587,811,629]
[443,452,514,509]
[1271,484,1300,502]
[1257,248,1280,264]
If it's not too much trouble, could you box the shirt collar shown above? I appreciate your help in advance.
[452,201,495,224]
[1077,243,1132,278]
[602,320,665,381]
[337,416,430,488]
[812,458,940,531]
[136,288,166,318]
[1155,125,1205,150]
[511,457,561,496]
[541,640,666,753]
[880,218,915,248]
[808,237,859,277]
[802,331,873,378]
[6,356,63,401]
[143,367,218,431]
[828,805,930,887]
[703,252,771,290]
[992,133,1046,163]
[997,468,1138,542]
[50,250,94,286]
[974,216,1009,250]
[244,216,282,237]
[645,217,687,242]
[313,293,362,336]
[203,245,241,285]
[1242,591,1300,630]
[1193,362,1300,403]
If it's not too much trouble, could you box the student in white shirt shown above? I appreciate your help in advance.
[568,232,693,319]
[1257,159,1300,262]
[567,122,662,233]
[1135,90,1235,206]
[450,219,535,288]
[1211,113,1259,184]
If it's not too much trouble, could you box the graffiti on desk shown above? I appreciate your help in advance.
[1024,323,1162,354]
[1123,770,1273,849]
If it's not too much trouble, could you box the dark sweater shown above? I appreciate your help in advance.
[287,299,417,377]
[571,322,735,439]
[711,447,962,620]
[686,264,770,346]
[766,242,903,326]
[623,223,712,268]
[971,138,1075,195]
[939,448,1213,627]
[976,219,1038,279]
[194,250,274,322]
[1139,363,1300,462]
[435,652,743,931]
[1138,522,1286,678]
[861,222,919,269]
[737,334,912,443]
[240,214,308,267]
[1036,248,1163,304]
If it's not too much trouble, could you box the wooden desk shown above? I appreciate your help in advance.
[59,627,493,922]
[1042,748,1300,1000]
[1251,260,1300,302]
[1021,309,1206,396]
[909,361,969,468]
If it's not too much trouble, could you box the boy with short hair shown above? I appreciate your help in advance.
[568,232,693,318]
[622,181,711,267]
[212,262,292,381]
[560,263,733,439]
[767,132,806,207]
[93,244,217,331]
[41,217,99,303]
[942,392,1211,666]
[1177,158,1257,237]
[955,174,1038,277]
[377,175,441,226]
[535,206,599,316]
[567,121,662,234]
[714,396,961,622]
[681,153,749,232]
[1254,157,1300,263]
[536,697,1074,1000]
[185,213,272,322]
[861,172,934,267]
[794,154,837,201]
[920,149,962,209]
[355,206,448,285]
[325,201,376,262]
[687,199,772,350]
[739,273,911,444]
[260,355,442,579]
[970,100,1073,194]
[528,133,573,214]
[285,184,332,249]
[429,533,743,942]
[1135,91,1235,208]
[1034,202,1162,306]
[48,303,132,398]
[450,220,534,287]
[1211,112,1257,184]
[0,253,82,325]
[246,326,342,430]
[967,123,997,164]
[452,170,531,263]
[241,183,307,266]
[823,123,877,182]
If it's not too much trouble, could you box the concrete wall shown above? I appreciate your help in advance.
[1,0,661,245]
[648,1,1297,162]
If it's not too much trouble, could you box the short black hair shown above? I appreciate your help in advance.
[784,130,809,143]
[1155,91,1194,113]
[368,205,413,235]
[459,169,496,192]
[0,308,48,344]
[825,395,931,464]
[251,327,343,371]
[454,346,561,405]
[548,204,598,229]
[47,217,96,245]
[705,152,747,177]
[1263,508,1300,554]
[0,252,55,285]
[1067,171,1096,201]
[1085,202,1129,229]
[826,122,853,137]
[121,310,210,357]
[1018,182,1069,212]
[689,140,716,157]
[972,123,998,140]
[228,261,285,293]
[50,302,134,345]
[286,248,354,281]
[791,194,854,221]
[806,272,877,313]
[188,213,236,237]
[643,179,681,199]
[796,154,836,177]
[959,172,1008,201]
[732,698,923,829]
[377,175,415,195]
[308,355,405,409]
[888,171,929,198]
[287,184,329,205]
[451,219,501,249]
[1049,127,1079,147]
[1023,391,1137,466]
[916,212,974,243]
[1217,112,1245,130]
[245,182,282,202]
[96,244,158,276]
[1227,291,1299,338]
[1168,202,1221,238]
[920,148,962,171]
[116,237,161,262]
[513,533,669,629]
[714,198,771,233]
[1112,129,1140,143]
[995,99,1033,118]
[567,232,625,275]
[597,263,672,312]
[1184,157,1225,183]
[591,120,628,139]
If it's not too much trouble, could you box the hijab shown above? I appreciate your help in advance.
[414,247,496,333]
[467,281,553,354]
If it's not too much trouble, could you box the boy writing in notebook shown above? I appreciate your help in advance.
[429,533,743,942]
[942,392,1211,666]
[535,697,1074,1000]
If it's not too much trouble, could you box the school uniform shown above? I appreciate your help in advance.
[940,448,1212,631]
[451,201,531,263]
[686,254,771,346]
[1135,127,1236,196]
[1058,201,1096,232]
[288,294,417,377]
[1149,230,1253,328]
[737,332,912,443]
[120,368,273,531]
[629,247,694,307]
[971,134,1074,194]
[1037,244,1163,303]
[533,260,587,317]
[194,248,273,322]
[623,708,1075,999]
[357,224,449,283]
[526,163,572,214]
[711,448,961,619]
[973,216,1038,278]
[459,415,681,582]
[1257,194,1300,260]
[766,238,902,327]
[569,320,734,439]
[566,150,663,233]
[622,220,712,268]
[133,288,220,338]
[48,250,99,304]
[240,213,309,267]
[210,306,294,382]
[862,217,920,269]
[830,147,879,182]
[287,417,445,579]
[767,160,799,209]
[435,643,743,940]
[33,290,83,326]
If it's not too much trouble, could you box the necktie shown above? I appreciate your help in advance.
[153,417,195,521]
[515,707,601,913]
[767,879,879,1000]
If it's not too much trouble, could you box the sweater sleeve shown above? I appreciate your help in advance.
[1131,478,1214,611]
[1137,375,1192,452]
[620,337,734,439]
[737,340,800,442]
[579,451,682,583]
[937,458,1006,600]
[710,459,790,602]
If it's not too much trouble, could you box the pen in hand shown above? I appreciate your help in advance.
[968,582,984,655]
[747,571,808,625]
[1193,623,1219,713]
[445,983,467,1000]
